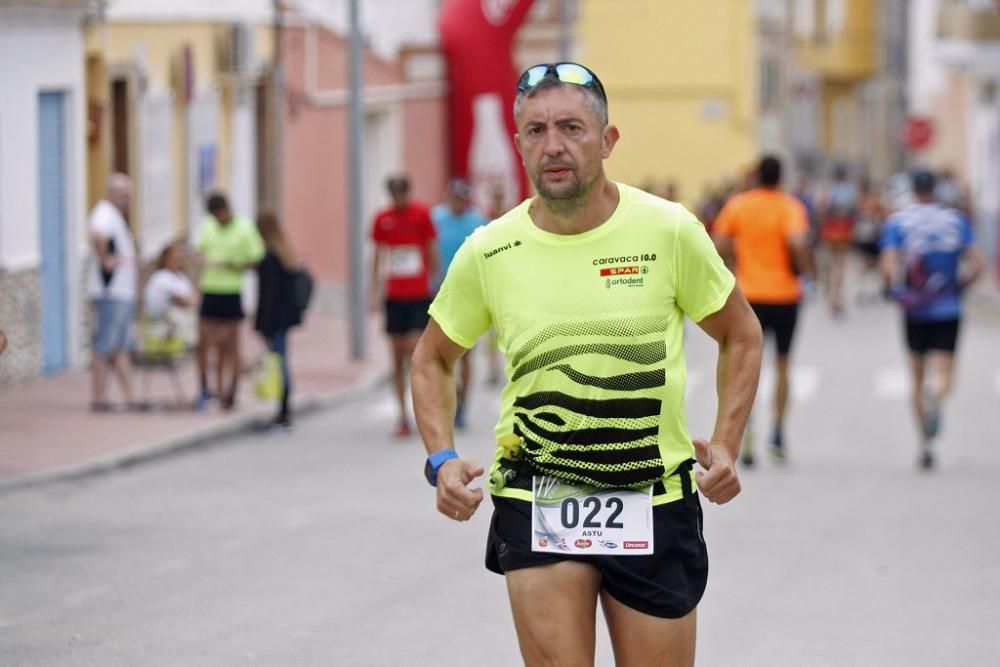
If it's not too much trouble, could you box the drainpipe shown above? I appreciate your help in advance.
[271,0,284,214]
[347,0,366,360]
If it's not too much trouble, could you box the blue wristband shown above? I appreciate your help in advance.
[425,449,459,487]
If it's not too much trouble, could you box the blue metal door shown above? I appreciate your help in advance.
[38,91,68,374]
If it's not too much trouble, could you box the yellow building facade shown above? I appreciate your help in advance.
[794,0,878,165]
[84,21,274,258]
[577,0,758,206]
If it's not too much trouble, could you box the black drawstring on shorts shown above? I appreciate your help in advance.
[651,458,696,500]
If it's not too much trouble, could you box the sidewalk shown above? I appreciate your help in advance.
[0,312,389,493]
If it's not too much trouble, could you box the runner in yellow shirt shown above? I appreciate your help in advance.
[411,62,762,666]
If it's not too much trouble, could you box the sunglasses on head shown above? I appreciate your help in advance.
[516,62,607,103]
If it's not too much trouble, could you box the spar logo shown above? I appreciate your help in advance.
[623,541,649,550]
[599,265,639,277]
[574,539,592,549]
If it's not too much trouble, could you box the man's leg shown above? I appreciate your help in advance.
[506,561,603,667]
[90,353,111,408]
[90,300,113,408]
[930,351,956,398]
[213,324,228,402]
[908,350,937,469]
[601,593,697,667]
[922,348,955,444]
[908,352,927,432]
[196,319,212,406]
[110,349,137,406]
[769,303,798,461]
[219,321,240,408]
[829,243,847,315]
[774,354,790,432]
[389,333,411,433]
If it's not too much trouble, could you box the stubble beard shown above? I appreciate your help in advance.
[533,169,594,216]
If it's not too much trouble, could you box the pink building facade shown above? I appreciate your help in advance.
[278,22,449,292]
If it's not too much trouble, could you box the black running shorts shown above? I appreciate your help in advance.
[199,293,244,321]
[905,318,960,354]
[750,302,799,356]
[384,298,431,335]
[485,463,708,619]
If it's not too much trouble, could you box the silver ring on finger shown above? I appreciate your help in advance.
[454,509,460,520]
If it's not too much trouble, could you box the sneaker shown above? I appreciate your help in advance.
[919,447,935,471]
[770,429,786,464]
[393,420,411,438]
[739,430,755,467]
[193,392,213,412]
[922,393,941,440]
[455,402,466,430]
[219,392,237,412]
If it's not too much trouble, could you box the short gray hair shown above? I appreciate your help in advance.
[513,77,609,128]
[107,172,131,196]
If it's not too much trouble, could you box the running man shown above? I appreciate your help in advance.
[880,169,983,470]
[411,62,762,666]
[431,178,488,429]
[370,175,439,437]
[713,155,813,465]
[819,164,858,317]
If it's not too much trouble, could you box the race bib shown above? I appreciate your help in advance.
[388,245,423,278]
[531,476,653,556]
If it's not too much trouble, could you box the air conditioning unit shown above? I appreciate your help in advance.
[219,23,254,75]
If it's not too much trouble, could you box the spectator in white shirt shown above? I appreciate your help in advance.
[88,173,142,411]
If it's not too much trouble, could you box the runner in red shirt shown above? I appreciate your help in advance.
[370,175,439,436]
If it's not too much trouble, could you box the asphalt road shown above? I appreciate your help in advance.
[2,282,999,666]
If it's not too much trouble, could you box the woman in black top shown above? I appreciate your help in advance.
[255,212,303,427]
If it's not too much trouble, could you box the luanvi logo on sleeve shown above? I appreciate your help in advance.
[483,239,522,260]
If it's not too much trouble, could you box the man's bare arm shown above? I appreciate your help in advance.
[789,231,814,279]
[960,245,985,290]
[412,320,485,520]
[412,319,467,455]
[879,247,899,290]
[91,230,115,271]
[692,286,762,504]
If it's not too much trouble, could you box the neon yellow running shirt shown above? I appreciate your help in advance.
[196,215,265,295]
[429,184,735,505]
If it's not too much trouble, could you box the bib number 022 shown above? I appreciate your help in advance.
[531,476,653,555]
[560,496,624,530]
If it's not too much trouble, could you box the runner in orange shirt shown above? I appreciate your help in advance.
[714,156,813,464]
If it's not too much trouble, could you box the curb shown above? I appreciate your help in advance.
[0,363,387,497]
